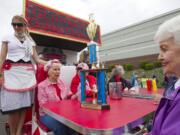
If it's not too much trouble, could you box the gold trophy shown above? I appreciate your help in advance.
[86,13,98,69]
[86,13,97,41]
[80,14,110,110]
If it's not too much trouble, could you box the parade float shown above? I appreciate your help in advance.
[23,0,101,65]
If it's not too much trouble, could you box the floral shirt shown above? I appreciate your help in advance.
[38,78,68,116]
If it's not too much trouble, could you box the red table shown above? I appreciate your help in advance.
[42,97,158,134]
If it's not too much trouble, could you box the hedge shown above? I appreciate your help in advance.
[123,64,134,71]
[144,63,154,70]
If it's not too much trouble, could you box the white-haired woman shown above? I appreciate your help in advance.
[38,59,77,135]
[70,62,97,100]
[107,65,132,93]
[0,15,46,135]
[147,15,180,135]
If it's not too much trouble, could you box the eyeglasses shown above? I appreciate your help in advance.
[11,23,24,27]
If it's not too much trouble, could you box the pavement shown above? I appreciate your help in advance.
[0,113,8,135]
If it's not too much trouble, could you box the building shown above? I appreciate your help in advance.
[99,8,180,67]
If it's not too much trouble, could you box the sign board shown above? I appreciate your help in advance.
[23,0,101,44]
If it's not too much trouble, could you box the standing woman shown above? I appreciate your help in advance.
[148,15,180,134]
[0,15,46,135]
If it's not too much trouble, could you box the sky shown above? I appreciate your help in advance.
[0,0,180,39]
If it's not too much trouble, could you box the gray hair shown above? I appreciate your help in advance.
[112,65,125,76]
[154,15,180,45]
[44,59,61,72]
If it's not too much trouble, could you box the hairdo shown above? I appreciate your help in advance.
[154,15,180,45]
[44,59,61,72]
[12,15,36,45]
[112,65,125,76]
[12,15,28,26]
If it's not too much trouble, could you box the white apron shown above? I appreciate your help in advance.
[3,63,37,92]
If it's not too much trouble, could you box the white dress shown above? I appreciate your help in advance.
[0,34,36,113]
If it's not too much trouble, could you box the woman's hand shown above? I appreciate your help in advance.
[71,94,78,100]
[124,87,129,92]
[0,42,8,73]
[153,94,162,104]
[32,47,47,65]
[92,85,98,93]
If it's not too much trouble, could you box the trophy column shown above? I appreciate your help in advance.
[80,14,110,110]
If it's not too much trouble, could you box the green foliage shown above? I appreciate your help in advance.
[153,61,162,68]
[140,61,149,69]
[144,63,154,70]
[123,64,134,71]
[107,64,115,73]
[140,61,157,70]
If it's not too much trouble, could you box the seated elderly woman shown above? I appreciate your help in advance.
[70,62,97,100]
[38,59,77,135]
[107,65,132,93]
[146,15,180,135]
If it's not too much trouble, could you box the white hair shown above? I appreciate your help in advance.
[77,62,89,70]
[44,59,61,72]
[154,15,180,45]
[112,65,125,76]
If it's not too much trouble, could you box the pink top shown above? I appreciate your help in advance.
[38,78,68,116]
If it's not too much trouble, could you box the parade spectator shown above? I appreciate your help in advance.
[70,62,97,100]
[0,15,46,135]
[107,65,132,93]
[130,72,139,87]
[38,59,77,135]
[147,15,180,135]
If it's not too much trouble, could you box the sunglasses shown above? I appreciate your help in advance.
[77,67,83,70]
[11,23,24,27]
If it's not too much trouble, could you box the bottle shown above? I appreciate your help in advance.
[146,79,152,91]
[134,79,139,94]
[152,79,158,93]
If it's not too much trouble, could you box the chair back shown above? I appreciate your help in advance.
[35,64,48,120]
[60,65,76,92]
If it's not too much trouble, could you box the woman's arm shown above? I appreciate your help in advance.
[0,42,8,72]
[32,47,47,65]
[70,75,80,94]
[38,84,48,107]
[122,78,132,89]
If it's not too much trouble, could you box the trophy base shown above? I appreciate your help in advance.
[81,102,110,110]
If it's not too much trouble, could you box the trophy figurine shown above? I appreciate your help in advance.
[80,14,110,110]
[86,13,98,69]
